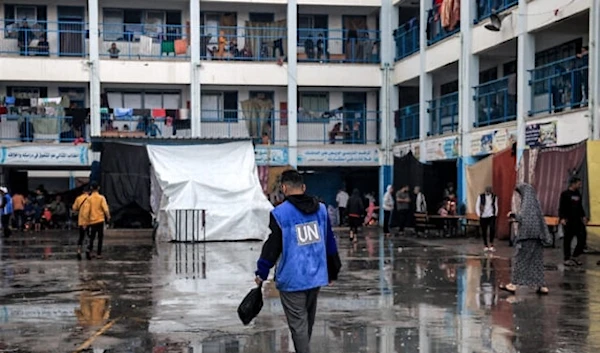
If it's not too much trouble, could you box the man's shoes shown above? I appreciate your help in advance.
[86,251,92,261]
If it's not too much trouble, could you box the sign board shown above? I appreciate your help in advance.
[471,128,517,156]
[424,136,459,161]
[254,146,289,166]
[526,121,557,148]
[0,145,89,166]
[297,147,380,166]
[393,144,420,159]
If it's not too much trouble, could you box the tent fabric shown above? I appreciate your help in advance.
[466,156,493,214]
[147,141,273,241]
[587,141,600,223]
[393,152,456,214]
[531,141,586,217]
[100,142,151,226]
[492,148,516,240]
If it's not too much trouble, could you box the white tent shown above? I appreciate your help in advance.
[147,141,273,241]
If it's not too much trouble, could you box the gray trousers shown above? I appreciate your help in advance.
[280,287,320,353]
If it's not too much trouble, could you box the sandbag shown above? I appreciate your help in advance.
[237,285,263,325]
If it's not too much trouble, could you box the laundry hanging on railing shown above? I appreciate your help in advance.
[440,0,460,31]
[139,35,153,56]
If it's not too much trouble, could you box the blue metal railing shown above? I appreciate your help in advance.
[0,20,88,57]
[394,20,419,61]
[298,109,380,144]
[298,29,380,64]
[199,25,286,62]
[473,76,516,127]
[104,116,169,137]
[475,0,519,23]
[0,115,86,143]
[428,92,459,135]
[100,23,188,60]
[427,4,460,46]
[395,104,419,142]
[528,55,589,116]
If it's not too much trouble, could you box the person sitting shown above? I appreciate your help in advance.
[145,119,162,137]
[41,207,53,230]
[108,42,120,59]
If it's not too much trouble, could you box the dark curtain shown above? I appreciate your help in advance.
[532,142,586,217]
[100,143,152,228]
[578,150,591,219]
[492,148,516,240]
[393,152,456,214]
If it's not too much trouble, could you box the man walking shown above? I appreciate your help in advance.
[86,182,110,260]
[0,187,13,238]
[395,185,411,234]
[255,170,341,353]
[336,187,349,226]
[476,186,498,252]
[73,187,91,260]
[559,177,587,266]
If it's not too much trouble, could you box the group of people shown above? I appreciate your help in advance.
[335,188,379,243]
[0,187,71,236]
[72,182,111,260]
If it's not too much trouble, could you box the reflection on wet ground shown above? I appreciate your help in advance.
[1,229,600,352]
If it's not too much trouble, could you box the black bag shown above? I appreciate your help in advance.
[237,284,263,325]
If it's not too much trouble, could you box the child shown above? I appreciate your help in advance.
[108,42,120,59]
[41,207,52,230]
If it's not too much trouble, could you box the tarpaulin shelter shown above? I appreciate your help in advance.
[147,141,273,241]
[393,152,456,214]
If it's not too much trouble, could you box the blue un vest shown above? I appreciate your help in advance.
[272,201,329,292]
[2,194,13,215]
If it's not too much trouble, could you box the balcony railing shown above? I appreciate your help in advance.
[298,109,380,144]
[199,25,286,62]
[475,0,519,23]
[395,104,419,142]
[0,20,88,57]
[473,77,516,127]
[428,92,459,136]
[529,55,589,116]
[427,4,460,46]
[394,20,419,61]
[0,115,87,143]
[100,23,188,60]
[298,29,380,64]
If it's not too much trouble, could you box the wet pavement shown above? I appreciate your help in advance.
[1,228,600,352]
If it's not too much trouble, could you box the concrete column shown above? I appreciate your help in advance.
[590,0,600,140]
[287,0,298,168]
[88,0,101,137]
[516,0,534,164]
[419,0,432,163]
[457,0,479,208]
[190,0,202,137]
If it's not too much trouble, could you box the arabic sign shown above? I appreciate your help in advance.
[471,128,517,156]
[297,147,380,166]
[0,145,89,166]
[254,146,289,166]
[424,136,459,161]
[526,121,557,148]
[393,144,420,159]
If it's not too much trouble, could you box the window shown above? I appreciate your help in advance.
[299,92,329,113]
[440,80,458,95]
[3,4,47,38]
[102,9,181,41]
[201,91,238,122]
[298,15,327,43]
[249,13,274,23]
[479,67,498,84]
[7,86,48,107]
[59,87,86,108]
[105,90,181,109]
[533,38,582,95]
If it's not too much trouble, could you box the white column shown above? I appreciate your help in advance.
[380,0,395,166]
[516,0,535,164]
[287,0,298,168]
[88,0,101,137]
[459,0,479,158]
[590,0,600,140]
[419,0,432,162]
[190,0,202,137]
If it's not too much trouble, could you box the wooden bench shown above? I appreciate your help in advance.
[414,213,437,236]
[464,213,480,237]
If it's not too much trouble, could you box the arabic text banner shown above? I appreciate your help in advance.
[297,147,380,166]
[0,145,89,166]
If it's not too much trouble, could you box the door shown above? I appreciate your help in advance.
[343,92,367,144]
[58,6,85,57]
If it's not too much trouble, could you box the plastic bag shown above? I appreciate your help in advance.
[237,285,263,325]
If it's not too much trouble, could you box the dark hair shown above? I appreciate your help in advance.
[569,176,581,185]
[90,181,99,190]
[280,170,304,188]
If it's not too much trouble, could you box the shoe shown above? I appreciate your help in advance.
[86,251,92,261]
[537,287,549,295]
[96,255,103,259]
[572,258,583,266]
[489,246,496,252]
[499,284,516,294]
[483,247,489,253]
[564,259,577,267]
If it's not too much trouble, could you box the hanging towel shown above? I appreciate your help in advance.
[175,39,188,55]
[139,35,153,57]
[441,0,453,29]
[114,108,133,118]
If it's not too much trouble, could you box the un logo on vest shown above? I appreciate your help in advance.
[295,221,322,246]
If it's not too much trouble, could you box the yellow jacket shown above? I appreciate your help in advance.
[72,193,90,227]
[87,191,110,225]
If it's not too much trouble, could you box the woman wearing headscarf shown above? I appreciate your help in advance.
[382,185,394,237]
[347,189,365,243]
[500,183,550,295]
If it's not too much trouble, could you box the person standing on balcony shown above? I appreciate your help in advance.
[86,182,110,260]
[17,19,32,56]
[0,187,13,238]
[476,186,498,253]
[108,43,120,59]
[573,46,589,108]
[336,187,349,226]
